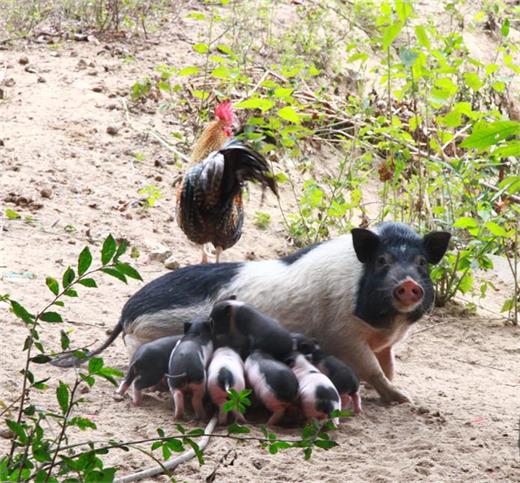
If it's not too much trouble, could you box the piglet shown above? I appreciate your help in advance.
[312,349,362,414]
[207,347,247,425]
[167,317,213,420]
[210,300,293,359]
[244,350,299,426]
[292,333,362,414]
[287,353,341,426]
[116,335,182,405]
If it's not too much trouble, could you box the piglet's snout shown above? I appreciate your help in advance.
[393,279,424,306]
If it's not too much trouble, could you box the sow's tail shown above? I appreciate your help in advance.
[50,318,124,368]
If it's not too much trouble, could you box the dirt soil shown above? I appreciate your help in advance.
[1,8,519,483]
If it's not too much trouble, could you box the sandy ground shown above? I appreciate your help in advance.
[1,5,520,482]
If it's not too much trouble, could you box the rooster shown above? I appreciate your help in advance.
[177,101,278,263]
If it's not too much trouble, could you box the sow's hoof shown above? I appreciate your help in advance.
[381,387,412,405]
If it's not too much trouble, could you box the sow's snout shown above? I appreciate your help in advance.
[352,222,451,328]
[393,277,424,309]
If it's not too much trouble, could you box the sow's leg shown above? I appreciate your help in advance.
[336,336,411,404]
[375,347,395,381]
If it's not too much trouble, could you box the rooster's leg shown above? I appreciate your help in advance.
[200,245,209,264]
[215,246,223,263]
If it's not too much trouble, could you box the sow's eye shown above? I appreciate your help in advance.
[376,255,389,268]
[417,256,428,268]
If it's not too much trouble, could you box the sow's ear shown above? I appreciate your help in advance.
[351,228,380,263]
[422,231,451,265]
[183,321,192,334]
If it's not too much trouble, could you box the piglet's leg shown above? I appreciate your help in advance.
[116,381,130,396]
[351,391,362,414]
[191,384,207,420]
[375,347,395,381]
[340,394,351,410]
[172,389,185,419]
[267,408,286,427]
[217,406,228,426]
[132,387,142,406]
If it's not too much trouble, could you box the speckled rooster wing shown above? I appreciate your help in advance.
[177,140,277,251]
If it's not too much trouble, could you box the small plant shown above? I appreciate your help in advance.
[138,184,162,207]
[5,208,20,220]
[253,211,271,230]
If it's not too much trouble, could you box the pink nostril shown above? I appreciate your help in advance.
[394,280,424,306]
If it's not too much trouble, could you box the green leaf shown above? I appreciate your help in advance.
[493,140,520,158]
[185,439,204,465]
[501,298,513,313]
[115,262,143,281]
[314,439,338,449]
[78,247,93,276]
[62,266,75,288]
[101,234,117,265]
[5,208,21,220]
[303,447,312,460]
[30,354,52,364]
[193,43,209,54]
[234,98,274,112]
[277,106,301,123]
[227,423,250,434]
[499,175,520,195]
[347,52,369,63]
[78,278,98,288]
[453,216,478,229]
[178,66,199,76]
[6,420,27,443]
[102,267,127,284]
[60,330,70,350]
[458,272,473,294]
[88,357,104,373]
[211,66,231,79]
[463,72,483,91]
[45,277,59,296]
[395,0,413,22]
[69,416,97,430]
[40,311,63,323]
[273,87,293,98]
[484,221,509,238]
[63,288,78,297]
[460,121,520,150]
[166,438,185,452]
[216,44,233,55]
[57,381,69,413]
[10,300,34,324]
[415,25,430,49]
[382,21,404,50]
[501,18,510,37]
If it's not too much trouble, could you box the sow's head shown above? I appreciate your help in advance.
[351,222,451,328]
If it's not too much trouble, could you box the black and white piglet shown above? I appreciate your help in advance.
[167,317,213,420]
[116,335,182,405]
[65,222,450,404]
[287,353,341,426]
[207,347,246,425]
[244,350,299,426]
[210,299,293,359]
[292,333,361,414]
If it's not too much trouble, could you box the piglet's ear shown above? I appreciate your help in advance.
[351,228,380,263]
[422,231,451,265]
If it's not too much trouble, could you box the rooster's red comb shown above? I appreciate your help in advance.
[215,100,234,124]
